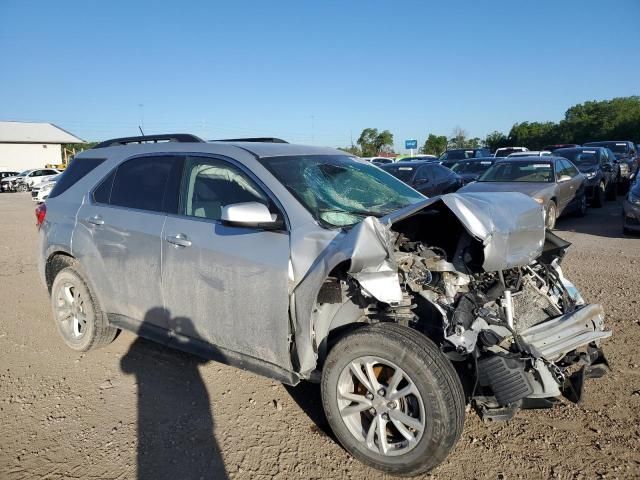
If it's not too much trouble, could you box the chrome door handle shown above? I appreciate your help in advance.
[86,215,104,226]
[165,233,192,247]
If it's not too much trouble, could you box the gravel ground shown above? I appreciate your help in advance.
[0,192,639,480]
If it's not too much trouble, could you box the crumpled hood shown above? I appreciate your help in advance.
[382,192,546,272]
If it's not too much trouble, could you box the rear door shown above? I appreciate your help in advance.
[161,155,292,369]
[75,155,181,330]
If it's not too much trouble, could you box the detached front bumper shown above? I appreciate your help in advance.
[520,304,610,362]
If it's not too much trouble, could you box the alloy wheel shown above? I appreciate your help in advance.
[54,282,88,340]
[336,356,426,457]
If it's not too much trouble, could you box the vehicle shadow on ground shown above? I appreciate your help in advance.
[120,308,228,480]
[555,198,630,239]
[284,382,336,440]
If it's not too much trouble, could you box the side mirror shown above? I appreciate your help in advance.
[558,175,572,182]
[221,202,284,230]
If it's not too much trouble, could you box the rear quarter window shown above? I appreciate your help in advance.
[48,158,106,199]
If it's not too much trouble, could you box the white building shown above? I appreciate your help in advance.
[0,121,85,171]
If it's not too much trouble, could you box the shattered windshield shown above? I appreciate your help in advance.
[260,155,425,227]
[479,161,554,183]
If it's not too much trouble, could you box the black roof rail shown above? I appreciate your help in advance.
[212,137,288,144]
[92,133,205,149]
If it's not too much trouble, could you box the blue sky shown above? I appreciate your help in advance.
[1,0,639,152]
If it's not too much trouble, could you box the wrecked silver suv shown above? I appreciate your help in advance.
[38,135,610,476]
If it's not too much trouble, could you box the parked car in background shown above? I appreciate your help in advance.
[494,146,529,157]
[449,157,496,184]
[554,147,618,206]
[37,134,609,476]
[1,168,61,192]
[623,178,640,235]
[438,148,492,167]
[543,144,581,152]
[583,141,639,183]
[31,174,60,203]
[397,154,438,162]
[381,161,463,196]
[0,171,19,191]
[459,156,587,229]
[23,168,61,190]
[364,156,395,165]
[1,170,31,192]
[508,150,551,157]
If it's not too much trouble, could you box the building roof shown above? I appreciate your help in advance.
[0,121,84,144]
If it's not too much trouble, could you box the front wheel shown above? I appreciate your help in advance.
[321,324,465,476]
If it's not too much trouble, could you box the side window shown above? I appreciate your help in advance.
[50,158,105,199]
[93,170,115,204]
[109,156,175,212]
[181,157,270,221]
[565,161,579,177]
[414,165,432,181]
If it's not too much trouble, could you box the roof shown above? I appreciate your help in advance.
[221,141,340,158]
[0,121,85,144]
[495,156,558,163]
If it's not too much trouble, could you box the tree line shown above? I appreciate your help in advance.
[341,96,640,157]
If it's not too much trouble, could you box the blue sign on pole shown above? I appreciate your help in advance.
[405,139,417,150]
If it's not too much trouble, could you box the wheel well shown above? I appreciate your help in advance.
[45,252,76,293]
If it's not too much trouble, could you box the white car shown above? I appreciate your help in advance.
[31,174,60,203]
[494,147,529,157]
[1,168,60,192]
[507,150,552,157]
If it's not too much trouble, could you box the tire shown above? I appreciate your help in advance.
[321,323,465,476]
[575,194,587,217]
[606,182,616,201]
[592,182,605,207]
[50,266,118,351]
[16,183,28,192]
[545,200,557,230]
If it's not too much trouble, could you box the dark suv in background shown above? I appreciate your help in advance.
[583,141,638,187]
[438,147,492,167]
[554,147,618,206]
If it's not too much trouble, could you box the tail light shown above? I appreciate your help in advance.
[35,203,46,229]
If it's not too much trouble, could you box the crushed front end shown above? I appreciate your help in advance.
[348,193,611,421]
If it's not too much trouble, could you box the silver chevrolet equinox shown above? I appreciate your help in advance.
[37,134,610,476]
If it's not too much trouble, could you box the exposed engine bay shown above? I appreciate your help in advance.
[308,193,612,421]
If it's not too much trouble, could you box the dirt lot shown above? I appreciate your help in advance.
[0,192,639,480]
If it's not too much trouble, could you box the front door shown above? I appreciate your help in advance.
[161,155,292,369]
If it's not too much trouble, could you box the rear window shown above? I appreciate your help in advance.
[48,158,106,199]
[109,156,174,213]
[382,165,416,182]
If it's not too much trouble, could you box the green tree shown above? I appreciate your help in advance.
[508,121,562,150]
[338,145,362,156]
[357,128,394,156]
[420,134,448,155]
[484,131,509,153]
